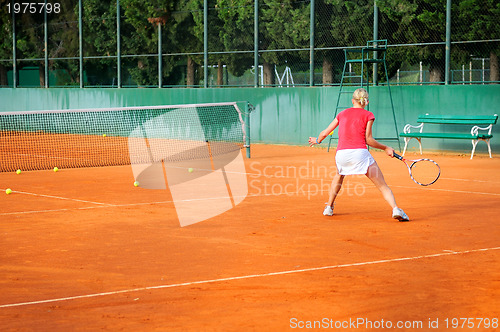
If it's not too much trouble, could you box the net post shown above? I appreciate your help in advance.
[245,102,251,158]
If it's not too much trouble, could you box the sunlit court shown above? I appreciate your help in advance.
[2,0,500,330]
[1,143,499,330]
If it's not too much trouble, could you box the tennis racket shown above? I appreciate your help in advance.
[393,152,441,186]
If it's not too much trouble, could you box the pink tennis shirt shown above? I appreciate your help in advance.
[335,107,375,150]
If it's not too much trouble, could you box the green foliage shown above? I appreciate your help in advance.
[325,0,373,47]
[260,0,310,65]
[454,0,500,56]
[378,0,448,81]
[0,0,498,86]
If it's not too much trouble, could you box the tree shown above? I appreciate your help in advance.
[0,0,13,86]
[323,0,374,84]
[121,0,172,86]
[167,0,205,86]
[48,0,80,86]
[260,0,310,86]
[455,0,500,82]
[191,0,229,86]
[81,0,118,85]
[378,0,448,83]
[215,0,254,82]
[314,0,339,84]
[12,4,45,86]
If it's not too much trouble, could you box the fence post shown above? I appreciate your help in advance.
[117,0,122,88]
[445,0,451,85]
[309,0,315,86]
[158,23,162,88]
[204,0,208,88]
[44,0,48,88]
[254,0,259,87]
[12,2,17,88]
[79,0,83,88]
[373,0,379,85]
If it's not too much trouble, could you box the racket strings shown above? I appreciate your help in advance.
[410,160,440,186]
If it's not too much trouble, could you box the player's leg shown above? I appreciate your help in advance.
[324,173,344,215]
[366,161,396,208]
[323,173,344,215]
[328,172,344,206]
[366,162,409,221]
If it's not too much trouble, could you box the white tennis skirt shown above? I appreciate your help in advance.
[335,149,375,175]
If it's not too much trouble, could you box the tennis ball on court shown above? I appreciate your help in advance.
[53,167,59,172]
[188,168,194,173]
[16,169,21,175]
[102,134,107,137]
[5,188,12,195]
[133,181,139,187]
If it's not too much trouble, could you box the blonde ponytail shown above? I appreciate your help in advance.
[353,88,369,107]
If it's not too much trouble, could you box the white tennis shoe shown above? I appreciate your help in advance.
[323,205,334,216]
[392,207,409,222]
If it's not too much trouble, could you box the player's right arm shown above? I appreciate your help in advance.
[309,118,339,146]
[365,120,394,157]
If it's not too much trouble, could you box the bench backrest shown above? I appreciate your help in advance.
[417,114,498,125]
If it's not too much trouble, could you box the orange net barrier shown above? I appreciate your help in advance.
[0,103,249,172]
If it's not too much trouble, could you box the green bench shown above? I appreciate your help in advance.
[399,114,498,159]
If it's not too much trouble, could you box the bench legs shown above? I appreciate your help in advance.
[471,138,492,159]
[402,137,422,156]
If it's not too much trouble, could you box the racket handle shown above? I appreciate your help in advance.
[393,152,403,160]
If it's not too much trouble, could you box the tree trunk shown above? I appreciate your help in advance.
[490,51,499,83]
[217,60,223,86]
[428,63,444,83]
[39,65,45,87]
[187,57,195,87]
[263,62,274,87]
[0,64,7,86]
[322,57,333,85]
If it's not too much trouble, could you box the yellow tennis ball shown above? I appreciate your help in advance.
[16,169,21,175]
[102,134,107,137]
[6,188,12,195]
[188,168,194,173]
[133,181,139,187]
[53,167,59,172]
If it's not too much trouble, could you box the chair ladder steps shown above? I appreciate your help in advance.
[327,39,401,152]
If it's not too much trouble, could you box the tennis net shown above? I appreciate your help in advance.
[0,102,252,172]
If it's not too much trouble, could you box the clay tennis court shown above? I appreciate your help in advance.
[1,144,499,331]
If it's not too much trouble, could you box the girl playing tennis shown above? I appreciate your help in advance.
[308,88,409,221]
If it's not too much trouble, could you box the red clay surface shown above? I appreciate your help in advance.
[1,144,499,331]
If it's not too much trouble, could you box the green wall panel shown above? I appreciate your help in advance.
[1,85,499,154]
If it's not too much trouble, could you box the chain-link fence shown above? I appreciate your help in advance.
[0,0,498,88]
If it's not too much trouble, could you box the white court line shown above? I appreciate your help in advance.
[392,185,500,196]
[1,246,498,309]
[0,190,333,216]
[440,177,499,183]
[166,166,500,184]
[2,183,499,216]
[0,189,113,206]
